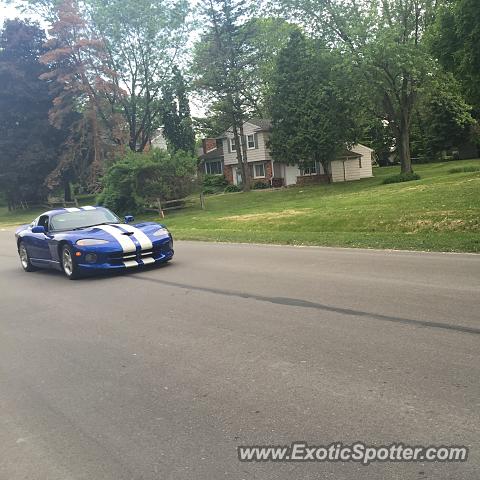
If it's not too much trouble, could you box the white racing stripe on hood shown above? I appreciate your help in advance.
[65,207,81,212]
[118,224,153,250]
[81,206,96,210]
[96,225,136,253]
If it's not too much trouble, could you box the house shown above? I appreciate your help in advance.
[199,138,224,175]
[200,118,374,186]
[151,128,167,150]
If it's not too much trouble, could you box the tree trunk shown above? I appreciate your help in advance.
[397,113,413,174]
[239,122,251,191]
[232,123,250,192]
[64,177,72,202]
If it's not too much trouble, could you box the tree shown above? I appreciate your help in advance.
[0,19,65,208]
[39,0,127,195]
[279,0,440,174]
[97,148,197,214]
[268,30,359,175]
[410,73,476,161]
[162,66,195,154]
[193,0,259,190]
[237,17,298,116]
[14,0,191,151]
[88,0,190,152]
[429,0,480,117]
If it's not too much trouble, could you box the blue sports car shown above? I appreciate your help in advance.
[15,206,173,279]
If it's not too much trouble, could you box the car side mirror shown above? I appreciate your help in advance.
[32,225,46,234]
[124,215,134,224]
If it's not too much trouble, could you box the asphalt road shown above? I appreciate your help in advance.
[0,231,479,480]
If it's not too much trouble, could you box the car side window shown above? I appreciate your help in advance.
[38,215,50,231]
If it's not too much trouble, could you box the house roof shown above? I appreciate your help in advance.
[247,118,272,131]
[337,148,361,158]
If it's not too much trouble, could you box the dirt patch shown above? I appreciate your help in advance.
[219,209,312,222]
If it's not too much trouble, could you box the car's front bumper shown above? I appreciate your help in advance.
[73,237,174,272]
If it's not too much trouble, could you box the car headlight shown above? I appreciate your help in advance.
[76,239,109,246]
[153,227,170,237]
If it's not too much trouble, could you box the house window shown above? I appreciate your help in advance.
[358,157,362,168]
[251,162,265,178]
[301,162,318,176]
[205,160,223,175]
[230,138,236,151]
[247,134,255,149]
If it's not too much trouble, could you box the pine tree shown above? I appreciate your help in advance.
[162,67,195,154]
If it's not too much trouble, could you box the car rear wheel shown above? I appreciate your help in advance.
[18,242,37,272]
[61,245,80,280]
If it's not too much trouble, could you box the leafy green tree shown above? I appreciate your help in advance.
[39,0,127,195]
[98,149,197,214]
[410,74,476,161]
[0,19,64,208]
[162,66,195,154]
[429,0,480,117]
[14,0,191,152]
[268,31,359,175]
[89,0,191,152]
[278,0,440,174]
[193,0,259,190]
[360,118,394,167]
[239,17,298,116]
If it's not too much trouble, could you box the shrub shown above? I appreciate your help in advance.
[448,166,480,174]
[252,181,270,190]
[224,184,241,193]
[97,149,197,214]
[382,172,421,184]
[202,174,228,194]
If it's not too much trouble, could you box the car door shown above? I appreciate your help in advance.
[28,215,53,264]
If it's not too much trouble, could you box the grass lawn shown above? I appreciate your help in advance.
[1,159,478,252]
[148,159,480,253]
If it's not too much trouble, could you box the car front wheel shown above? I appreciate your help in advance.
[18,242,37,272]
[61,245,80,280]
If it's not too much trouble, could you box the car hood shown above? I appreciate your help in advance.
[56,222,169,245]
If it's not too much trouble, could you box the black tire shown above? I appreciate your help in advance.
[61,244,80,280]
[18,241,37,272]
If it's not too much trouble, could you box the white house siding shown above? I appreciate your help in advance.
[331,159,362,182]
[284,165,300,186]
[223,123,271,166]
[350,144,373,178]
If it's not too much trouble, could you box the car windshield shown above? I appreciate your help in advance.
[50,208,119,231]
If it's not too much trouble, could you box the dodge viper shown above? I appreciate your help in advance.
[15,206,173,279]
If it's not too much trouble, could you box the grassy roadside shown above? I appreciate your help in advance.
[1,159,479,252]
[149,159,480,253]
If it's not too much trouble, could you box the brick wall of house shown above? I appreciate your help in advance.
[202,138,217,154]
[250,161,273,186]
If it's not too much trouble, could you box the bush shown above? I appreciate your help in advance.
[97,149,197,214]
[382,172,421,184]
[252,181,270,190]
[224,184,241,193]
[202,174,228,194]
[448,166,480,174]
